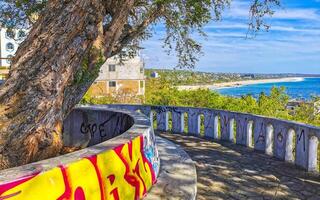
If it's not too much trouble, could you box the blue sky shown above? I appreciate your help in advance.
[141,0,320,74]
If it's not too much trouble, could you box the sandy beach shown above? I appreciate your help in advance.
[176,77,304,91]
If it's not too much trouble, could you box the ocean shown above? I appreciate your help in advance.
[216,77,320,100]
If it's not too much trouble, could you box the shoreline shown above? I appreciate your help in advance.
[176,77,305,91]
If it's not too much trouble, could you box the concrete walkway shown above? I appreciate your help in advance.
[157,132,320,200]
[146,136,196,200]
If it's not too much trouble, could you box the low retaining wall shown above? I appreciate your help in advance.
[0,106,160,199]
[106,104,320,173]
[63,107,134,148]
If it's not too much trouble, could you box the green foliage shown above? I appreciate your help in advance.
[256,87,289,118]
[74,50,105,85]
[81,89,144,105]
[81,93,114,105]
[294,101,320,126]
[145,78,179,105]
[0,0,47,28]
[145,69,295,86]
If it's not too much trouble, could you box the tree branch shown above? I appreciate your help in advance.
[103,0,135,58]
[110,3,165,57]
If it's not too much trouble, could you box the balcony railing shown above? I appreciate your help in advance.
[106,104,320,173]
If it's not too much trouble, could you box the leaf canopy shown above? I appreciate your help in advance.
[0,0,280,68]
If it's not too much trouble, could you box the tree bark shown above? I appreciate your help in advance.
[0,0,106,169]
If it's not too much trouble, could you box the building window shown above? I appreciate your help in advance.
[140,67,144,73]
[17,30,26,39]
[6,43,14,52]
[109,81,116,87]
[5,30,15,39]
[109,64,116,72]
[6,55,13,65]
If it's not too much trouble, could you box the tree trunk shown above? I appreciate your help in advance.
[0,0,106,169]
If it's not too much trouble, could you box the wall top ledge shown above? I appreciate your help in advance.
[145,136,197,200]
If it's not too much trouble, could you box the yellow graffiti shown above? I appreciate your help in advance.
[0,136,156,200]
[0,167,65,199]
[98,149,134,199]
[116,137,154,198]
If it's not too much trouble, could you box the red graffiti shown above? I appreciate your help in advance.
[0,172,39,198]
[0,135,156,200]
[74,187,85,200]
[86,156,105,200]
[57,166,72,200]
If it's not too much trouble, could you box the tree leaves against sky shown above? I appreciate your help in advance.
[0,0,280,68]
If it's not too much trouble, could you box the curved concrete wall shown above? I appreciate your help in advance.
[0,106,160,199]
[106,104,320,173]
[63,107,134,148]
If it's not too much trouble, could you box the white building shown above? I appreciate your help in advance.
[0,28,27,67]
[150,71,160,78]
[0,28,27,80]
[88,56,146,96]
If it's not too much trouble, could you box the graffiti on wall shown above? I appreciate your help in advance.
[255,122,265,144]
[79,113,119,143]
[298,129,306,152]
[0,135,156,200]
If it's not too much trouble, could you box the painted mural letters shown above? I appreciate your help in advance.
[0,136,156,200]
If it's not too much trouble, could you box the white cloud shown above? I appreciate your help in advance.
[141,0,320,73]
[224,1,320,21]
[205,23,320,35]
[274,8,320,20]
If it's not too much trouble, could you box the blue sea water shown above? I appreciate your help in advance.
[216,78,320,100]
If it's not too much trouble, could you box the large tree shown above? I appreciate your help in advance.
[0,0,280,169]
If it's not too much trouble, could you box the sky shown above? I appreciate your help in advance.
[141,0,320,74]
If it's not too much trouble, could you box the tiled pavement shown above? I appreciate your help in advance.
[157,132,320,200]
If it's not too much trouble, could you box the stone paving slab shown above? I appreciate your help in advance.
[145,136,197,200]
[157,132,320,200]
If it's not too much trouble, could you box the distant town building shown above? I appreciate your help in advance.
[0,28,27,80]
[88,56,145,97]
[241,74,255,79]
[313,100,320,114]
[286,101,303,112]
[150,71,159,78]
[286,100,320,115]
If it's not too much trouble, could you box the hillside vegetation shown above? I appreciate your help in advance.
[145,69,306,86]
